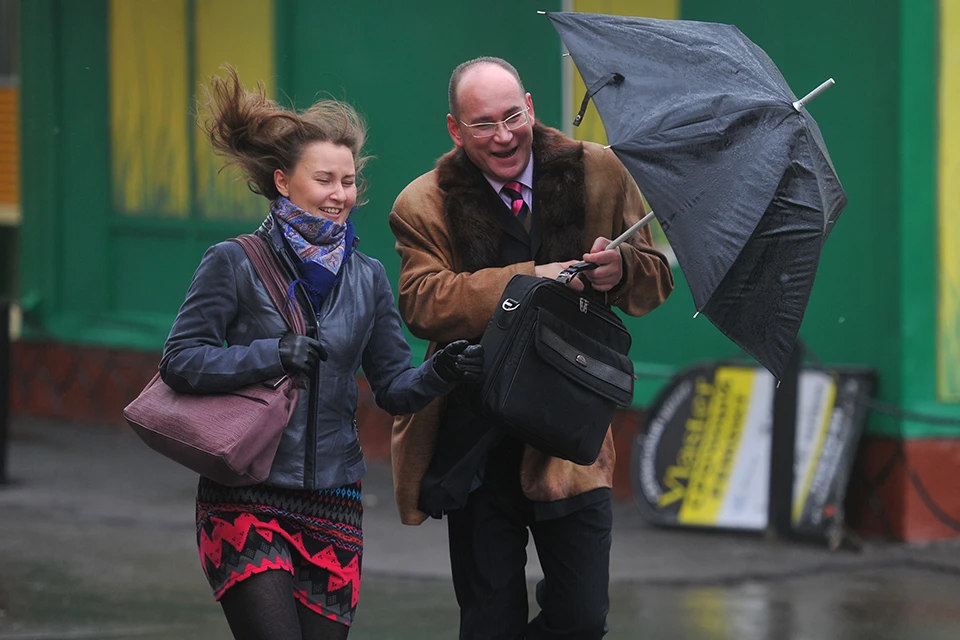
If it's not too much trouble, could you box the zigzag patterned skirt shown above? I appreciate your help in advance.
[196,477,363,625]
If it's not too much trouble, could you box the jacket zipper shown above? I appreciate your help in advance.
[303,303,321,490]
[299,275,341,490]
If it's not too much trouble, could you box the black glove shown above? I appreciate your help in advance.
[278,334,328,375]
[433,340,484,383]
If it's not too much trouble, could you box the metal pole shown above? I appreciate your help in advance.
[767,340,803,538]
[0,299,9,485]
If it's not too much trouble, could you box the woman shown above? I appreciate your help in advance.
[159,66,482,640]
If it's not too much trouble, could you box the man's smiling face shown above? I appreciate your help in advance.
[447,63,535,182]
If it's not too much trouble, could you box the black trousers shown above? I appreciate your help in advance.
[446,467,613,640]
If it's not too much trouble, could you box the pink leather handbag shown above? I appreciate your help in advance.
[124,234,306,486]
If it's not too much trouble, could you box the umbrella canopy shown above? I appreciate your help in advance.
[546,11,847,379]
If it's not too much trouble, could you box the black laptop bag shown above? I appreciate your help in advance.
[478,265,635,465]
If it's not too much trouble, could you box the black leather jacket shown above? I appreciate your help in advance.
[160,215,453,490]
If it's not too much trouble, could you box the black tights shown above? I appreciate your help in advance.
[219,569,350,640]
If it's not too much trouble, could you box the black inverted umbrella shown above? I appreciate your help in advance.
[546,11,847,379]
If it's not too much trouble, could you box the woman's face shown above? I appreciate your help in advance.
[274,141,357,225]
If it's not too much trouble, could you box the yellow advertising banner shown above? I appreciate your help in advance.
[636,363,874,538]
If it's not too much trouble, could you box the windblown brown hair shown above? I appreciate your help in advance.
[198,65,370,204]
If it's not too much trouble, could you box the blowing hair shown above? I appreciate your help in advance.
[448,56,526,117]
[198,64,370,205]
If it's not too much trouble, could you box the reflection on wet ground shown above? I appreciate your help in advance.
[3,420,959,640]
[2,565,960,639]
[607,568,960,640]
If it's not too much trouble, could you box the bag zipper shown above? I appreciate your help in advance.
[549,284,632,350]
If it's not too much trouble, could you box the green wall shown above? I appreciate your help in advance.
[18,0,564,349]
[18,1,958,437]
[897,1,948,438]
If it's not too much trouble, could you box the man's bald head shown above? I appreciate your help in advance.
[448,56,526,118]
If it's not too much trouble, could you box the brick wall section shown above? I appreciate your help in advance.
[12,341,161,426]
[845,437,960,541]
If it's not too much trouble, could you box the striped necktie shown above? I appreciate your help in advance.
[501,181,529,224]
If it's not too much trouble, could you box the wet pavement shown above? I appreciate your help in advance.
[2,417,960,639]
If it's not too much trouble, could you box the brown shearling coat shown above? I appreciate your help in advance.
[388,124,674,525]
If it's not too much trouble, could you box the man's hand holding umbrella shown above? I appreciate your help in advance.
[580,237,623,292]
[533,240,622,293]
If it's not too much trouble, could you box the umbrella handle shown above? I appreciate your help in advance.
[556,211,655,285]
[606,211,656,249]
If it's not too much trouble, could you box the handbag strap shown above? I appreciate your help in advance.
[230,234,307,336]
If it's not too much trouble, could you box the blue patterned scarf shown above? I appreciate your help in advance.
[271,197,355,310]
[272,196,349,274]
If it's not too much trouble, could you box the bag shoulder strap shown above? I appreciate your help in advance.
[230,234,307,336]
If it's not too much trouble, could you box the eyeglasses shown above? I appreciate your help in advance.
[460,107,530,138]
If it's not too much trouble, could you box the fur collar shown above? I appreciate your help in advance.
[435,124,586,273]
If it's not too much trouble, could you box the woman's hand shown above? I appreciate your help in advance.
[433,340,484,383]
[278,334,329,374]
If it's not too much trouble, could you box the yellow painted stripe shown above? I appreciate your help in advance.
[938,0,960,400]
[109,0,190,216]
[569,0,679,145]
[194,0,274,220]
[567,1,679,253]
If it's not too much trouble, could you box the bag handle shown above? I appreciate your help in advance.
[555,261,598,286]
[230,234,307,336]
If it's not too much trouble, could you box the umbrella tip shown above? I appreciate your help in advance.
[537,10,547,14]
[792,77,836,112]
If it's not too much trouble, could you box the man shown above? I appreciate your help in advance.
[388,57,674,639]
